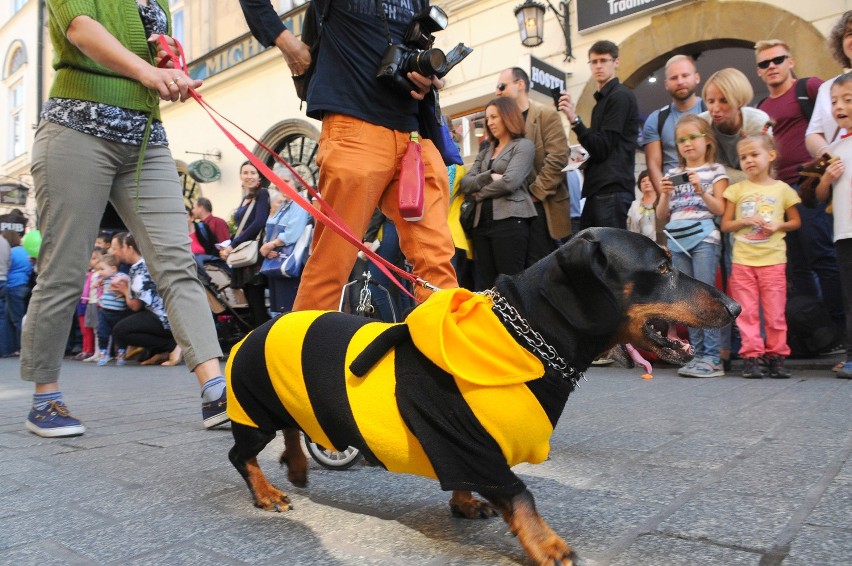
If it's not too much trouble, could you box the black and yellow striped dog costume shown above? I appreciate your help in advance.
[225,228,741,566]
[227,288,565,495]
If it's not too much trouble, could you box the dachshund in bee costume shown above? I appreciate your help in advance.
[226,228,741,566]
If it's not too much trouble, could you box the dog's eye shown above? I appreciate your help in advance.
[658,263,670,275]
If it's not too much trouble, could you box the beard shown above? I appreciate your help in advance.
[670,86,697,102]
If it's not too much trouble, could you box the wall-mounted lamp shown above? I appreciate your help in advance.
[0,174,31,206]
[513,0,574,62]
[648,75,657,84]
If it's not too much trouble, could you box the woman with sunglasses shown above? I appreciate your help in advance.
[698,68,772,183]
[459,97,536,289]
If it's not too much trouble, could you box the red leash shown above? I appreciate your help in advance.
[156,36,438,301]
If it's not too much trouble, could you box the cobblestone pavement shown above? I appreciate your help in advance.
[0,356,849,565]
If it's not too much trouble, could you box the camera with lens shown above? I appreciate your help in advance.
[376,6,470,95]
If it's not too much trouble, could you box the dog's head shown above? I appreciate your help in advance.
[537,228,740,365]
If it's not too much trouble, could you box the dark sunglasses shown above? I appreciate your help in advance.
[496,83,507,92]
[757,54,789,69]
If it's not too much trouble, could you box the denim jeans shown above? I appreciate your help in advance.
[672,240,722,361]
[5,285,28,354]
[0,282,11,356]
[97,307,131,351]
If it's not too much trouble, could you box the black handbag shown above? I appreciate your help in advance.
[459,197,476,234]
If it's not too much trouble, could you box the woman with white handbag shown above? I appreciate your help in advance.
[219,160,271,328]
[259,181,312,314]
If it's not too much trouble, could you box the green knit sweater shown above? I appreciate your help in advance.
[46,0,171,120]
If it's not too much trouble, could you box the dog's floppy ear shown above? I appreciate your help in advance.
[540,232,620,335]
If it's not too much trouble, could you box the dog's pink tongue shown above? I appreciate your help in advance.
[625,343,652,375]
[667,325,694,355]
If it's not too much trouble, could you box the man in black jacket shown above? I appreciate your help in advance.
[558,40,640,230]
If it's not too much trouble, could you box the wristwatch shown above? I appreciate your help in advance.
[570,116,582,128]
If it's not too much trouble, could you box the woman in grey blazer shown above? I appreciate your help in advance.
[460,97,537,288]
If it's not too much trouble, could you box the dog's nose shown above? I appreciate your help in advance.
[725,299,742,318]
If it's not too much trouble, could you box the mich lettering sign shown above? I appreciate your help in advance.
[577,0,684,33]
[188,8,307,81]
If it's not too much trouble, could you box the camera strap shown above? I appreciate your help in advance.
[376,0,393,46]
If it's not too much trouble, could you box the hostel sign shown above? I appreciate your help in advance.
[577,0,685,33]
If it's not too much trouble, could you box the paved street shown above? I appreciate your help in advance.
[1,355,850,565]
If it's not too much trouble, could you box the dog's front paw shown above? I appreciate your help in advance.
[449,491,498,519]
[534,537,576,566]
[253,486,293,512]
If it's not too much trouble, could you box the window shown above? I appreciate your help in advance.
[449,109,487,160]
[9,81,24,158]
[5,45,26,78]
[169,0,186,51]
[278,0,310,14]
[14,0,27,13]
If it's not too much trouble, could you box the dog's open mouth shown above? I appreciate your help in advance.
[642,318,695,364]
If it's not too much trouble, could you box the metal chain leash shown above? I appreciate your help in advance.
[482,289,586,388]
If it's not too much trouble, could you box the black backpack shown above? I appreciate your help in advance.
[757,78,815,121]
[656,99,708,139]
[292,0,333,103]
[785,294,840,358]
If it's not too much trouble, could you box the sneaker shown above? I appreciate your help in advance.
[837,361,852,379]
[25,401,86,437]
[115,350,126,367]
[83,353,100,363]
[819,343,846,356]
[677,359,698,377]
[681,357,725,378]
[742,357,765,379]
[591,357,614,366]
[96,351,111,366]
[767,355,792,379]
[73,351,93,361]
[202,389,229,429]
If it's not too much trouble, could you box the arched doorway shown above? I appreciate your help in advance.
[575,1,838,120]
[253,119,320,191]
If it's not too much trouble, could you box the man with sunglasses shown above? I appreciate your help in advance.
[754,39,843,353]
[495,67,571,264]
[558,40,640,230]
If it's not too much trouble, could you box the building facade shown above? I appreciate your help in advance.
[1,0,848,224]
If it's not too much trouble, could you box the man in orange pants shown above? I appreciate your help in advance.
[240,0,458,310]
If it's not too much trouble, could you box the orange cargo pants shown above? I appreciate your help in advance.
[292,113,458,311]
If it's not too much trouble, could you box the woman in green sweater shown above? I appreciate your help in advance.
[22,0,228,437]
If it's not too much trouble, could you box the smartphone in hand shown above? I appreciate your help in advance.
[551,87,562,109]
[668,172,690,186]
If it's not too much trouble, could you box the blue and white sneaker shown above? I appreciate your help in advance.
[25,401,86,437]
[202,389,229,429]
[837,360,852,379]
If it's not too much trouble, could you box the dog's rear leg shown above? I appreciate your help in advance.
[483,489,576,566]
[449,490,498,519]
[279,427,308,487]
[229,422,292,512]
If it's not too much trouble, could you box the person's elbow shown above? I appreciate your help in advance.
[65,15,94,48]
